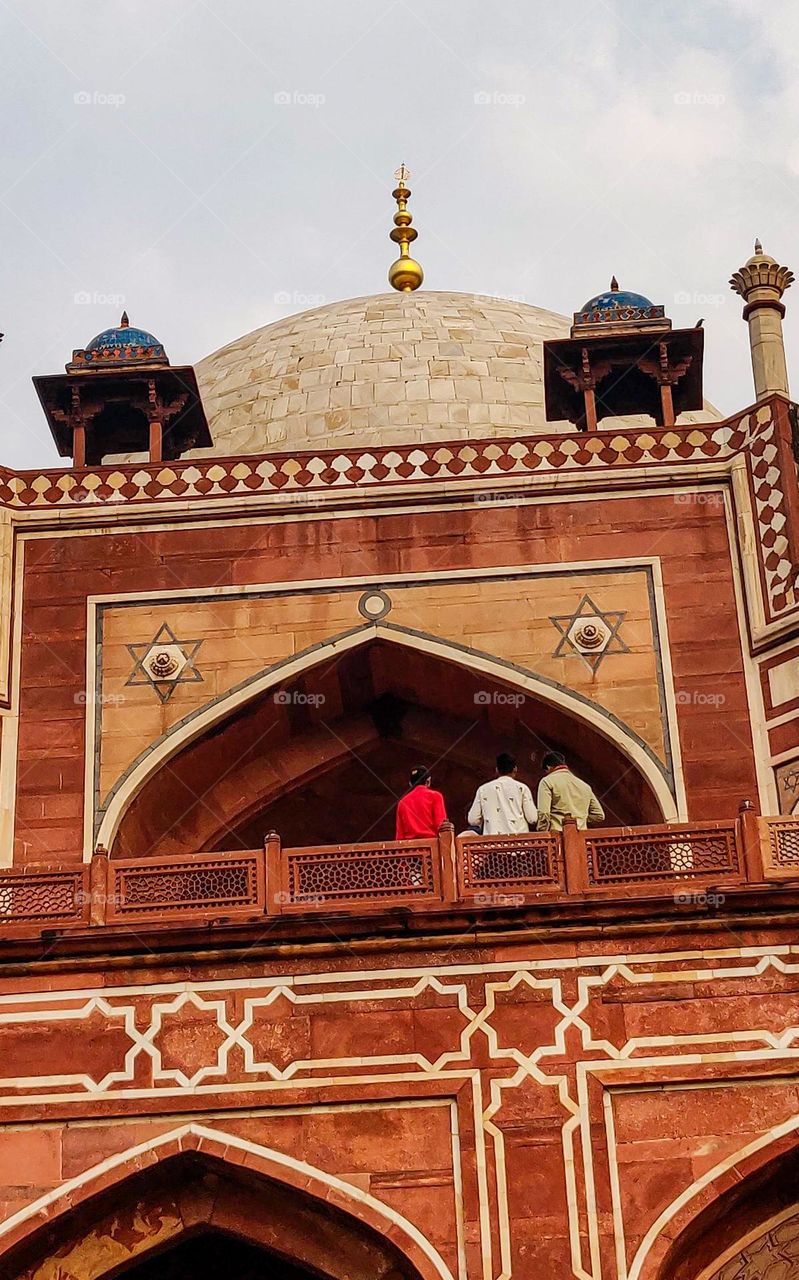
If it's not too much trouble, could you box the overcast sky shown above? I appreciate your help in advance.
[1,0,798,468]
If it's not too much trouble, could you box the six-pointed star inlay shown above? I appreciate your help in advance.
[126,624,204,703]
[550,594,629,672]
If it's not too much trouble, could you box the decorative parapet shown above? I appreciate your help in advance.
[0,422,747,512]
[105,850,265,925]
[761,817,799,880]
[1,815,796,941]
[0,865,89,929]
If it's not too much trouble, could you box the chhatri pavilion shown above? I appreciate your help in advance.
[0,171,796,1280]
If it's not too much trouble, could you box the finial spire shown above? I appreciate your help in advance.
[120,311,129,328]
[388,164,424,293]
[754,239,763,255]
[610,275,619,292]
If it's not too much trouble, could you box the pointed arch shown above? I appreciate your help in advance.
[94,622,680,857]
[0,1123,454,1280]
[628,1113,799,1280]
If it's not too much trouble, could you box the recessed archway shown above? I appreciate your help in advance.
[103,628,676,857]
[111,1229,319,1280]
[656,1139,799,1280]
[0,1126,450,1280]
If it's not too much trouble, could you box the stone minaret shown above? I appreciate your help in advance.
[730,241,794,399]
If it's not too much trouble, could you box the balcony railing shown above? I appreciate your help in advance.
[0,809,797,935]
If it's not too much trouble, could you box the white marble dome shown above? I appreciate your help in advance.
[193,291,721,456]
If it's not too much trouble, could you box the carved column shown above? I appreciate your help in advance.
[147,378,163,463]
[639,343,693,427]
[730,241,794,399]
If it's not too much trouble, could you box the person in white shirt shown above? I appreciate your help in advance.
[467,752,537,836]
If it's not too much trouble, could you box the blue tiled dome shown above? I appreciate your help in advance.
[85,323,163,356]
[580,288,654,313]
[69,312,168,370]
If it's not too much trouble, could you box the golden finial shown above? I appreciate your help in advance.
[388,164,423,293]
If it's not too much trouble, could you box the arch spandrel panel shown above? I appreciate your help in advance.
[92,565,672,835]
[3,1126,454,1280]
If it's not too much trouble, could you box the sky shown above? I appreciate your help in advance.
[1,0,799,468]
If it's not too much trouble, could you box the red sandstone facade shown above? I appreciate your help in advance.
[0,290,797,1280]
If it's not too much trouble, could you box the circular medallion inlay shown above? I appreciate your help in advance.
[358,589,392,621]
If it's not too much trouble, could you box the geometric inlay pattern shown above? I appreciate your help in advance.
[1,944,799,1280]
[550,593,629,671]
[126,623,204,703]
[776,759,799,817]
[714,1211,799,1280]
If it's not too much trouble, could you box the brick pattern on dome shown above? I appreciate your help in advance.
[191,293,720,456]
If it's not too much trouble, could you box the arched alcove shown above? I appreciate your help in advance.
[105,631,673,857]
[1,1127,448,1280]
[112,1229,318,1280]
[657,1140,799,1280]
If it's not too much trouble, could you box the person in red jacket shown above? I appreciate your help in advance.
[396,766,448,840]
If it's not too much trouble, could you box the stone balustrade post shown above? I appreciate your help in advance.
[737,799,765,883]
[264,830,283,915]
[562,818,589,895]
[437,822,457,906]
[89,846,109,926]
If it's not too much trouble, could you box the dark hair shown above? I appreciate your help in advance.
[409,766,431,787]
[496,752,517,775]
[542,750,566,771]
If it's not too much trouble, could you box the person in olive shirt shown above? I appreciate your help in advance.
[535,751,605,831]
